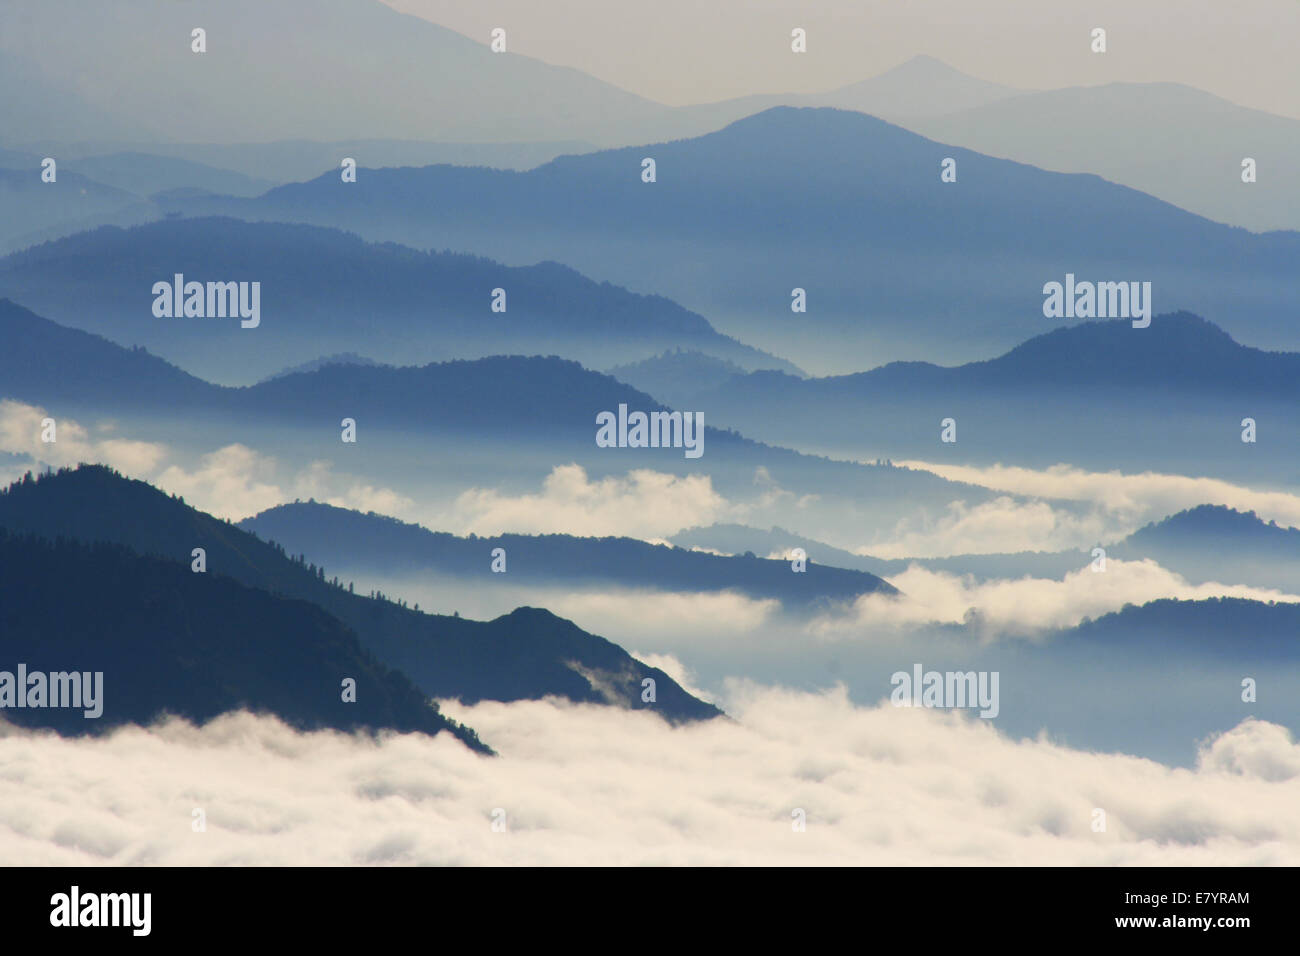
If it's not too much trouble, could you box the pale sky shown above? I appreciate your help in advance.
[384,0,1300,119]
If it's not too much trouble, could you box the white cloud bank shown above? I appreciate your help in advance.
[0,402,748,539]
[0,400,166,477]
[1,687,1296,866]
[863,495,1115,559]
[444,463,732,538]
[0,400,412,521]
[812,560,1300,640]
[883,461,1300,557]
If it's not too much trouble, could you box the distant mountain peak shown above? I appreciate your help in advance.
[884,54,1000,82]
[969,311,1284,390]
[822,55,1025,117]
[1131,504,1292,540]
[1007,311,1239,354]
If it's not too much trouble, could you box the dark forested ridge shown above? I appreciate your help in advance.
[0,466,722,723]
[238,500,896,606]
[1065,596,1300,660]
[0,525,489,749]
[1123,504,1300,554]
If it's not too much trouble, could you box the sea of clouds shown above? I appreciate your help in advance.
[2,684,1297,866]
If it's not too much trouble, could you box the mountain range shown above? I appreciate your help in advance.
[0,298,991,545]
[0,218,796,382]
[6,0,1293,235]
[623,312,1300,481]
[0,0,1030,150]
[152,107,1300,371]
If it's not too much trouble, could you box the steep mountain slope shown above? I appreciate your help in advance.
[0,522,488,749]
[0,466,722,723]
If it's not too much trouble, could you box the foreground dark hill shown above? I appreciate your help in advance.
[238,501,896,608]
[0,525,488,749]
[0,218,793,383]
[165,107,1300,370]
[0,467,721,723]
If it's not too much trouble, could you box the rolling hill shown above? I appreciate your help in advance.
[0,218,795,383]
[627,312,1300,480]
[0,299,993,542]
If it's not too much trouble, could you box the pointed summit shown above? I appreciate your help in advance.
[819,55,1023,116]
